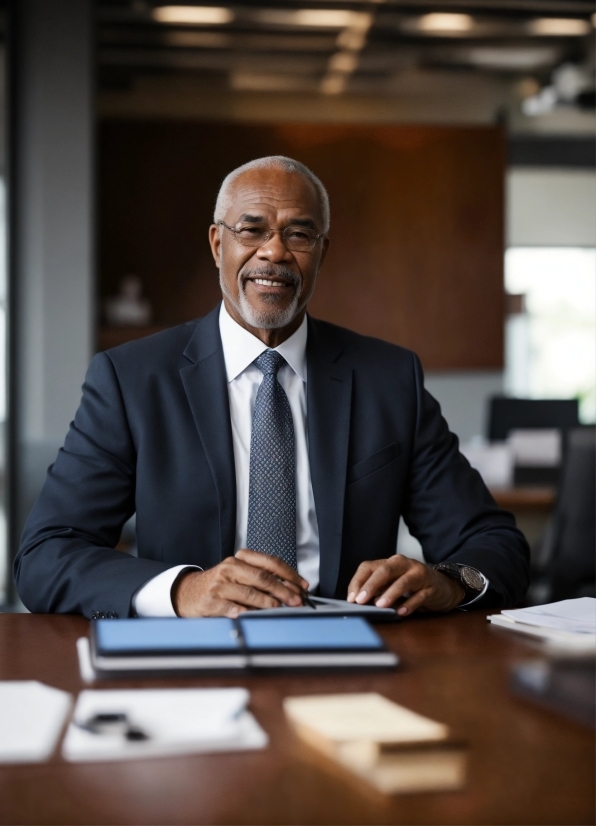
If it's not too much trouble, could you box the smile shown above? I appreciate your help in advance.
[252,278,289,287]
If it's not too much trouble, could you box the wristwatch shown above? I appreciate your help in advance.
[432,563,486,604]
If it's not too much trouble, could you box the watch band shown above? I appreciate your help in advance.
[432,563,486,604]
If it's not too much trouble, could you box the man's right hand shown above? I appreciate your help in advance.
[172,548,309,617]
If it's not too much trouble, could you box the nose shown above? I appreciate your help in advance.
[256,230,293,263]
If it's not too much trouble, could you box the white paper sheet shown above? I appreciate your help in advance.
[0,681,73,764]
[77,636,98,683]
[62,687,268,762]
[502,597,596,635]
[488,614,596,652]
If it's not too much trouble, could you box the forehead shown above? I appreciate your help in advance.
[225,168,322,224]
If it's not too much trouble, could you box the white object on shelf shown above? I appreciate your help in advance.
[507,428,561,467]
[104,275,152,327]
[460,440,514,488]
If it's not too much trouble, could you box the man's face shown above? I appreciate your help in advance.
[209,168,329,335]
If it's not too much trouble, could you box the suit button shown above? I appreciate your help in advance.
[99,611,106,619]
[91,611,98,619]
[108,612,117,619]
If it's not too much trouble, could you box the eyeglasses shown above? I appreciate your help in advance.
[218,221,324,252]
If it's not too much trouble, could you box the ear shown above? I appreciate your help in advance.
[318,236,330,269]
[209,224,222,268]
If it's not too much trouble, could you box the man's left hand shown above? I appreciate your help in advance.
[346,555,465,616]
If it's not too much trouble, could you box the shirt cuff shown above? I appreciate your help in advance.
[132,565,201,617]
[458,568,489,609]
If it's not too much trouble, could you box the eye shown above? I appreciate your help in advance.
[286,228,313,241]
[237,225,265,237]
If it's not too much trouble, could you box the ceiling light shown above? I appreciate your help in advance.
[255,9,369,29]
[230,73,314,92]
[320,73,347,95]
[337,27,367,51]
[417,13,474,33]
[163,31,231,47]
[152,6,234,25]
[328,51,358,74]
[529,18,590,36]
[467,47,558,70]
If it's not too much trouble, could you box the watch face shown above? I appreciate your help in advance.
[461,567,484,592]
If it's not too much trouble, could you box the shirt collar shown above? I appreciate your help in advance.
[219,303,308,384]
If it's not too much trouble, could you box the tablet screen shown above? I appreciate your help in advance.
[239,616,384,651]
[94,618,240,655]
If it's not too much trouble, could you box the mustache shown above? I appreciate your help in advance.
[240,265,301,288]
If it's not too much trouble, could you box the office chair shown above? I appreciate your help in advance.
[487,397,580,442]
[528,427,596,604]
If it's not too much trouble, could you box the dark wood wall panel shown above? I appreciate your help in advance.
[98,122,505,369]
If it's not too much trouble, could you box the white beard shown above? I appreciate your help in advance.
[219,271,302,330]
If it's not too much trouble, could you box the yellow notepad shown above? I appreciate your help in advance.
[284,692,466,795]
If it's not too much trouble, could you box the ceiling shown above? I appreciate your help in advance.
[96,1,595,123]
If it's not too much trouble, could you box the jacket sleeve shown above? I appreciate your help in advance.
[403,353,531,608]
[14,352,171,617]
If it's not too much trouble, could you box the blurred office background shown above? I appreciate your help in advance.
[0,0,594,607]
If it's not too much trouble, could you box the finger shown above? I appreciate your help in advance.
[222,581,286,611]
[228,558,303,605]
[229,564,303,607]
[355,557,414,604]
[396,587,432,617]
[185,598,247,618]
[347,562,377,602]
[280,580,310,603]
[235,549,308,590]
[374,568,428,608]
[225,603,248,618]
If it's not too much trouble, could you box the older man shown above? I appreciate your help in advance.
[16,156,529,618]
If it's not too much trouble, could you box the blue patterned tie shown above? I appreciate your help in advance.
[246,350,297,570]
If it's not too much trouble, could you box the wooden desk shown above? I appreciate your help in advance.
[0,612,593,825]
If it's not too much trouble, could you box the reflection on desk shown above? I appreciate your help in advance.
[0,611,593,825]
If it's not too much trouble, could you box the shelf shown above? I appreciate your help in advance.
[97,326,168,351]
[490,486,556,510]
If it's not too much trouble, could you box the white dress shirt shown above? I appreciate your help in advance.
[134,304,320,617]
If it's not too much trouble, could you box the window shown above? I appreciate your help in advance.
[505,247,596,424]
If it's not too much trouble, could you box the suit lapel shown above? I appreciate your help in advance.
[180,305,236,561]
[307,317,353,597]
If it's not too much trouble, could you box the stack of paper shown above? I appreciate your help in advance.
[0,681,73,764]
[488,598,596,652]
[62,687,268,762]
[284,692,466,795]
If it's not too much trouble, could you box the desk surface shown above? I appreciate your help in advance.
[0,612,593,826]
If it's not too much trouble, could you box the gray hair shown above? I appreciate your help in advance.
[213,155,330,233]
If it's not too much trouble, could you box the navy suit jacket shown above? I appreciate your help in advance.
[15,304,530,617]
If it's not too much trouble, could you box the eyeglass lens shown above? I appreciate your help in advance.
[231,224,318,251]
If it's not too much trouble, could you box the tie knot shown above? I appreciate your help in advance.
[255,349,285,377]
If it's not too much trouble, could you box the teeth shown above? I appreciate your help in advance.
[254,278,285,287]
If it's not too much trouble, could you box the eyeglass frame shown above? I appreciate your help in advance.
[217,220,326,252]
